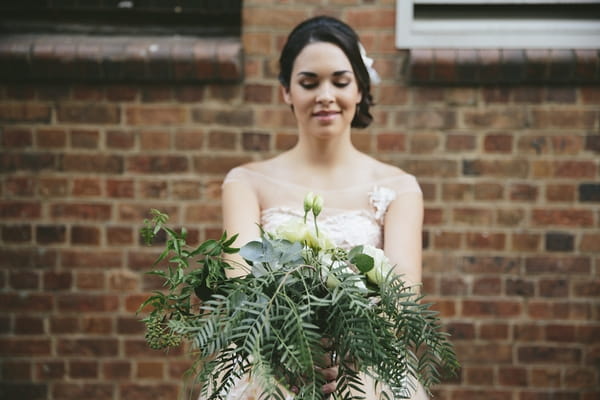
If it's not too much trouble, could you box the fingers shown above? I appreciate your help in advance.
[320,353,333,368]
[320,337,333,350]
[291,381,337,396]
[320,338,335,366]
[291,362,338,396]
[322,380,337,394]
[316,365,338,381]
[316,365,338,394]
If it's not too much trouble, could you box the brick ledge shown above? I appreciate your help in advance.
[407,49,600,85]
[0,34,243,83]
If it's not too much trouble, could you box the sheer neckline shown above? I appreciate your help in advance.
[262,205,375,219]
[232,166,415,193]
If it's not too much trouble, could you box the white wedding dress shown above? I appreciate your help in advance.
[210,167,428,400]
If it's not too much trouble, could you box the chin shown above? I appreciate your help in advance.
[311,130,346,141]
[309,122,348,137]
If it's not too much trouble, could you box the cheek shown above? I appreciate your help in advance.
[293,93,314,110]
[352,87,362,104]
[341,85,361,105]
[342,92,361,108]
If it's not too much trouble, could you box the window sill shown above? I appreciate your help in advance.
[0,34,243,83]
[406,48,600,85]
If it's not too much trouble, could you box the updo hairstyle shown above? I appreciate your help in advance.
[278,16,374,129]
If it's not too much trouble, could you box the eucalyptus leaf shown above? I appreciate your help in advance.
[276,240,304,265]
[257,237,305,270]
[239,240,264,263]
[251,262,269,278]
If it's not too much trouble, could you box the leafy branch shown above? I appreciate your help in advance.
[138,208,239,350]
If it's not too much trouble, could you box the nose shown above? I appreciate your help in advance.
[316,82,334,104]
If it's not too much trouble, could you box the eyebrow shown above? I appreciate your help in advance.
[296,70,352,77]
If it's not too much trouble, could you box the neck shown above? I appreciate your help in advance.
[292,130,357,169]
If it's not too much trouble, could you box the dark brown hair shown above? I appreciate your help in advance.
[278,16,374,129]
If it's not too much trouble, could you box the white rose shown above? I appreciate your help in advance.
[350,271,368,292]
[276,219,311,243]
[320,252,367,292]
[276,218,334,250]
[312,231,334,250]
[361,245,393,285]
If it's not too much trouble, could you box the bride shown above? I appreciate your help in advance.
[220,16,428,400]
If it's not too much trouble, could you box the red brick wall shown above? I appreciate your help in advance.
[1,1,599,399]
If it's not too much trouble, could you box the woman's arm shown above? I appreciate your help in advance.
[383,192,424,289]
[384,192,431,400]
[221,177,261,278]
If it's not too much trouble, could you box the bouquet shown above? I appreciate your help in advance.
[139,193,458,400]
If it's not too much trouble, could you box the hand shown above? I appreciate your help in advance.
[289,338,339,396]
[289,359,339,396]
[319,338,338,395]
[317,365,338,394]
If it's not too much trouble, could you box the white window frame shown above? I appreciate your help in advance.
[396,0,600,49]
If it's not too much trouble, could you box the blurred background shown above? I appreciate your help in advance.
[0,1,598,399]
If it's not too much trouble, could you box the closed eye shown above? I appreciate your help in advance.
[299,81,351,90]
[334,82,350,88]
[297,70,353,90]
[300,82,318,89]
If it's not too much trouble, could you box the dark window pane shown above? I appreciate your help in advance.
[0,0,242,36]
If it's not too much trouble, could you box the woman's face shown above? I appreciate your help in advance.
[283,41,362,139]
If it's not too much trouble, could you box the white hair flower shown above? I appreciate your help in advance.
[359,43,381,85]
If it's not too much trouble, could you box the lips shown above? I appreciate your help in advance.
[312,110,340,118]
[311,109,341,125]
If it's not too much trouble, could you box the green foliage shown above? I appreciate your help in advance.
[139,209,459,400]
[138,208,239,351]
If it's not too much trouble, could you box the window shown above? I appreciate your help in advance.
[0,1,241,36]
[396,0,600,49]
[0,1,243,82]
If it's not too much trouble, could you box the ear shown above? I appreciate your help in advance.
[281,85,292,105]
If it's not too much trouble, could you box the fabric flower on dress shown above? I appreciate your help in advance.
[369,186,397,224]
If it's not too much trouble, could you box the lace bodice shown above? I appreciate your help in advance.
[262,207,381,249]
[223,167,421,250]
[261,189,394,249]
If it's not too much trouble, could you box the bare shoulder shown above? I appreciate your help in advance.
[224,156,281,187]
[361,154,412,180]
[236,154,287,175]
